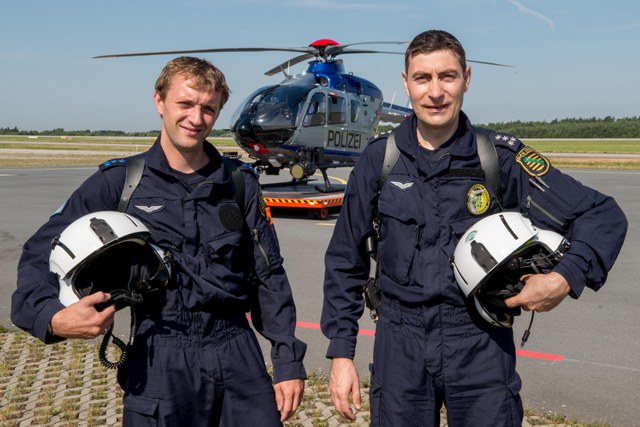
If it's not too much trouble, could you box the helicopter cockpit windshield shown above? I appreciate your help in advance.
[231,74,317,148]
[252,79,315,130]
[229,85,273,128]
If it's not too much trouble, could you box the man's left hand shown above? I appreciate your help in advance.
[504,272,571,312]
[274,378,304,422]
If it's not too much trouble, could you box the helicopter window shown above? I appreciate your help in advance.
[350,100,360,123]
[328,95,346,125]
[303,92,327,127]
[251,84,313,128]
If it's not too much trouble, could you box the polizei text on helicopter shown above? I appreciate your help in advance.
[327,130,364,150]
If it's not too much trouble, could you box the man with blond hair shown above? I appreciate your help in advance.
[13,56,306,426]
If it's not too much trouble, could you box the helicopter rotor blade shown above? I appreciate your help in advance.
[264,53,315,76]
[94,41,513,69]
[325,41,407,56]
[94,46,316,59]
[333,49,404,56]
[468,59,514,67]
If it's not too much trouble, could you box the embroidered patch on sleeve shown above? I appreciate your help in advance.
[515,147,550,176]
[257,189,273,224]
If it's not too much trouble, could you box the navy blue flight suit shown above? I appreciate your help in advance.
[321,112,627,426]
[12,139,307,426]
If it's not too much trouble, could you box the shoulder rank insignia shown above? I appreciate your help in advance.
[515,147,549,177]
[99,158,127,170]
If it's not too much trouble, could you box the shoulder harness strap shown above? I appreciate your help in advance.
[118,153,146,212]
[220,157,246,209]
[474,127,503,206]
[118,154,246,213]
[373,127,503,219]
[376,132,400,195]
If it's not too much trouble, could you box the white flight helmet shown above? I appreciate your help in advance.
[451,212,569,327]
[50,211,170,310]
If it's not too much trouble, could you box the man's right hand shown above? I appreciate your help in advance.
[49,292,116,339]
[329,357,361,421]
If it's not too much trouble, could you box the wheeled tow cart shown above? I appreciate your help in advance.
[261,182,344,220]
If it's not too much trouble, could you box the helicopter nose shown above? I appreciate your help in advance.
[233,114,253,137]
[232,114,270,156]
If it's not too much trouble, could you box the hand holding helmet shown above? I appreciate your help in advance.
[451,211,570,329]
[49,211,172,368]
[504,271,571,313]
[50,211,171,311]
[49,291,116,340]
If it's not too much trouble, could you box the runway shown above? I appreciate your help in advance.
[1,165,638,426]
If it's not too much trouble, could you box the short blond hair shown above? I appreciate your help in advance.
[155,56,230,107]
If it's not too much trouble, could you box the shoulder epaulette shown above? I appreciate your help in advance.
[369,129,393,145]
[99,158,128,171]
[486,130,523,153]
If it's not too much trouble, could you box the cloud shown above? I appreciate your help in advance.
[506,0,555,30]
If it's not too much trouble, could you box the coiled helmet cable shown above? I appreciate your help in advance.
[98,309,137,369]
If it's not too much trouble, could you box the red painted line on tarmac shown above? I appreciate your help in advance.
[296,321,321,330]
[516,349,565,361]
[294,320,375,336]
[292,320,565,361]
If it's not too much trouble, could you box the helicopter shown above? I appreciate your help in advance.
[95,40,508,192]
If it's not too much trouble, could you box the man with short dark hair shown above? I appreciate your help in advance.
[321,30,626,426]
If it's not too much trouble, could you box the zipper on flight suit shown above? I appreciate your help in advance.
[251,228,271,270]
[525,195,566,228]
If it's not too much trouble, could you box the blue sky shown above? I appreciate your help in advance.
[2,0,638,132]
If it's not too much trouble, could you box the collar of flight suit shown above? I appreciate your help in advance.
[144,136,231,187]
[393,111,479,178]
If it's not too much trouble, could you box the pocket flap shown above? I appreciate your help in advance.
[208,230,242,253]
[124,394,158,416]
[378,198,420,224]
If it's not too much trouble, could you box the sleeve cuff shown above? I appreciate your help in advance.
[34,300,65,344]
[272,361,307,384]
[553,254,586,299]
[325,337,357,360]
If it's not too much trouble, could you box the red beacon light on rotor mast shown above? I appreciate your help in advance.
[309,39,340,48]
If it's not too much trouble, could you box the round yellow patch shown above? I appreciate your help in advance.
[466,183,491,215]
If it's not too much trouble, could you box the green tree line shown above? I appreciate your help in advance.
[377,116,640,138]
[484,116,640,138]
[0,127,233,138]
[3,116,640,138]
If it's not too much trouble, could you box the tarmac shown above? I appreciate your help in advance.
[0,331,583,427]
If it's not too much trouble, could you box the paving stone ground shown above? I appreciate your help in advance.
[0,332,588,426]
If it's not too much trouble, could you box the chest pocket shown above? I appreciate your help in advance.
[377,195,424,285]
[207,230,245,280]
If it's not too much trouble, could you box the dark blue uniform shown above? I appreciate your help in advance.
[12,139,307,426]
[321,112,627,426]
